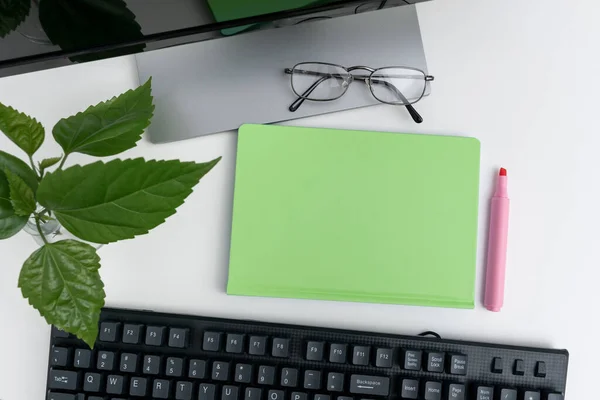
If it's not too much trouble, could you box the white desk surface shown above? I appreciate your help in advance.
[1,0,598,397]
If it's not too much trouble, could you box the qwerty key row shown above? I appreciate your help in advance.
[45,308,568,400]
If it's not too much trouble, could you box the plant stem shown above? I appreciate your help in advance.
[34,215,49,245]
[57,154,69,171]
[29,155,41,180]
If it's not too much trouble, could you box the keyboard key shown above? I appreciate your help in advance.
[203,331,222,351]
[83,372,102,392]
[272,338,290,357]
[245,388,263,400]
[213,361,230,381]
[73,349,92,368]
[87,397,103,400]
[475,386,493,400]
[329,344,347,363]
[48,369,78,391]
[50,346,69,367]
[235,364,253,383]
[403,350,422,370]
[535,361,546,378]
[47,393,83,400]
[145,326,165,346]
[120,353,138,373]
[122,324,143,344]
[176,381,193,400]
[249,336,267,355]
[143,355,161,375]
[349,374,390,396]
[337,397,352,400]
[52,326,70,338]
[106,374,125,394]
[291,392,308,400]
[97,351,115,371]
[447,384,465,400]
[314,395,329,400]
[547,394,564,400]
[166,357,184,377]
[130,377,147,396]
[258,365,276,385]
[352,346,370,365]
[306,341,325,361]
[99,322,120,342]
[46,394,70,400]
[199,383,216,400]
[426,352,445,372]
[513,359,525,375]
[375,348,393,367]
[449,354,467,375]
[492,357,503,373]
[326,372,344,391]
[401,378,419,399]
[189,359,206,379]
[226,334,246,353]
[153,379,170,399]
[424,381,442,400]
[269,390,284,400]
[523,391,540,400]
[282,367,299,387]
[169,328,188,348]
[304,370,321,389]
[499,388,517,400]
[224,385,240,400]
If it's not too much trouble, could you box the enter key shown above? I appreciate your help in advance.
[349,374,390,396]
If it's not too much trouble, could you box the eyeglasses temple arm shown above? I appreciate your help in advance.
[370,78,423,124]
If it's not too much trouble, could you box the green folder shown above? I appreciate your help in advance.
[228,124,481,308]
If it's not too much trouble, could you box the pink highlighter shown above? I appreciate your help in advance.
[484,168,510,312]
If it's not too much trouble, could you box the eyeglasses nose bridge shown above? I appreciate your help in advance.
[342,74,354,88]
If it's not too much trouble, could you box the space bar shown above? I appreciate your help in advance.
[349,374,390,396]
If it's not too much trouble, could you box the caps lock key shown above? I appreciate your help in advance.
[349,375,390,396]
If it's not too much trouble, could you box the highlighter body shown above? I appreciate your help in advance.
[484,173,510,312]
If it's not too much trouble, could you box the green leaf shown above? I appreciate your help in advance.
[52,79,154,157]
[0,171,27,239]
[18,240,105,348]
[38,0,145,63]
[0,0,30,38]
[4,168,36,216]
[0,150,38,192]
[0,102,45,156]
[39,156,62,170]
[37,157,221,244]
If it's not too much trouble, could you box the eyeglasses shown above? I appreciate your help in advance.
[284,62,434,123]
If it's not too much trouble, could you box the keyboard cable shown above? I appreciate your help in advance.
[418,331,442,339]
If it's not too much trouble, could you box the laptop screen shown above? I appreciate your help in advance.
[0,0,420,78]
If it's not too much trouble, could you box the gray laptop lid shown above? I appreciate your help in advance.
[136,5,428,143]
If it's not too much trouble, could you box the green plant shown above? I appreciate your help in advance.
[0,78,220,347]
[0,0,30,38]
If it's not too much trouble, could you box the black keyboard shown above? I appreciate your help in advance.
[46,308,568,400]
